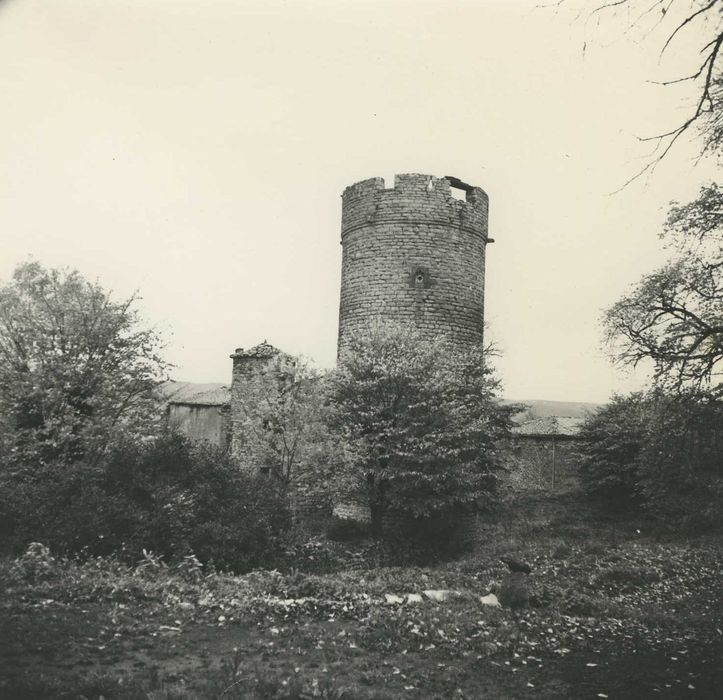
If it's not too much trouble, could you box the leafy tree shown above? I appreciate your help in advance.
[0,262,169,466]
[636,392,723,525]
[578,390,723,526]
[577,393,649,510]
[232,356,350,515]
[326,323,515,536]
[605,184,722,396]
[667,181,723,241]
[234,356,326,484]
[559,3,723,524]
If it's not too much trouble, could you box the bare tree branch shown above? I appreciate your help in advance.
[554,0,723,186]
[661,0,719,54]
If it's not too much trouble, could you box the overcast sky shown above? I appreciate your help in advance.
[0,0,717,402]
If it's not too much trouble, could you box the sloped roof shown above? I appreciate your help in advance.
[512,416,585,437]
[159,381,230,406]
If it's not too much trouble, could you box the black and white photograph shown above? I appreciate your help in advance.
[0,1,721,697]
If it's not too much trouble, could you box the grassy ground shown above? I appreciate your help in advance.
[1,492,721,699]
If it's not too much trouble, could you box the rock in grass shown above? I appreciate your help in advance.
[423,590,453,602]
[385,594,404,604]
[480,593,501,607]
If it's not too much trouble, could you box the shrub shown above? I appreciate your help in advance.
[635,395,723,528]
[577,391,723,527]
[0,458,111,557]
[577,393,648,511]
[0,432,292,572]
[384,510,479,557]
[327,516,371,542]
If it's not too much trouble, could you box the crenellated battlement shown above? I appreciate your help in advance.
[341,173,486,198]
[341,173,489,241]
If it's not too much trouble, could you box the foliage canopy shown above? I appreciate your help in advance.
[0,262,169,466]
[326,324,515,533]
[577,393,649,510]
[234,356,333,481]
[0,432,291,570]
[578,390,723,527]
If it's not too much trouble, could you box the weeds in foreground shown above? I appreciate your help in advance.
[1,494,722,699]
[1,668,373,700]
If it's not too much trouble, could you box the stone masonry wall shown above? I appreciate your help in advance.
[338,174,490,356]
[229,343,282,471]
[229,343,332,514]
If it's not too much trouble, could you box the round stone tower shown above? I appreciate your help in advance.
[337,173,491,356]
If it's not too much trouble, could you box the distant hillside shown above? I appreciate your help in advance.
[502,399,601,423]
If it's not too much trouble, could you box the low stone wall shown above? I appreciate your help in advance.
[333,502,372,522]
[290,481,333,517]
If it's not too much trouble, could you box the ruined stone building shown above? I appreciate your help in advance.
[164,173,587,497]
[167,173,492,450]
[163,173,500,520]
[163,341,289,461]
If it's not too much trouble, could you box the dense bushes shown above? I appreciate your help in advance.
[578,392,723,528]
[635,395,723,526]
[577,394,648,511]
[0,433,291,571]
[0,264,296,572]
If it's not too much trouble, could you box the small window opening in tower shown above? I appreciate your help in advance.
[413,268,428,288]
[450,186,467,201]
[383,173,395,189]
